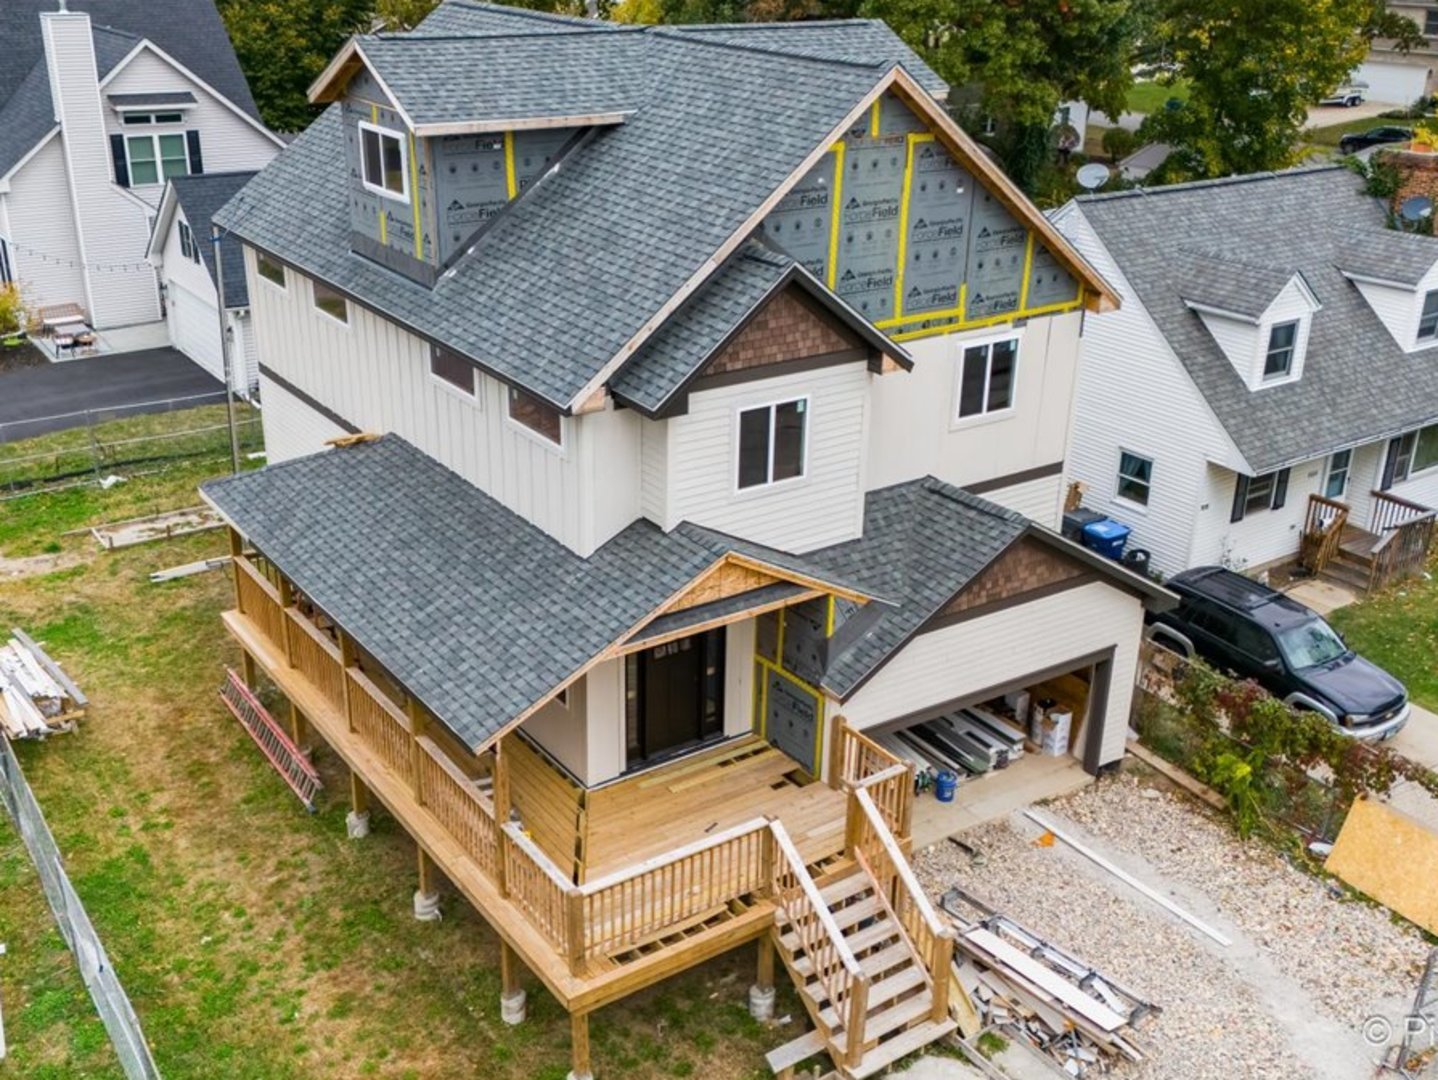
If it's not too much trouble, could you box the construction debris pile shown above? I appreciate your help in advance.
[943,886,1158,1077]
[0,630,87,739]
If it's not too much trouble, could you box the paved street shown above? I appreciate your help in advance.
[0,348,223,443]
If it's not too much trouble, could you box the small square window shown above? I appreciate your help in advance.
[1116,451,1153,506]
[1419,290,1438,340]
[1264,321,1298,378]
[178,221,193,261]
[737,399,807,489]
[430,346,475,395]
[359,122,408,202]
[312,280,348,324]
[256,252,285,288]
[956,338,1018,419]
[507,387,562,445]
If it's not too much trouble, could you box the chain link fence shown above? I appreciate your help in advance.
[0,392,262,498]
[0,735,160,1079]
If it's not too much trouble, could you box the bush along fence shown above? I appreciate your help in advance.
[1134,642,1438,842]
[0,736,161,1079]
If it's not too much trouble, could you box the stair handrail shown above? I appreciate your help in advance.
[767,818,867,1059]
[1300,493,1349,575]
[850,787,956,1023]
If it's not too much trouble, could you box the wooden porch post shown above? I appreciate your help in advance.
[338,630,357,733]
[414,846,441,921]
[569,1010,593,1080]
[406,698,426,803]
[227,528,244,611]
[494,743,511,897]
[288,700,311,757]
[749,932,777,1020]
[346,771,371,839]
[278,577,297,666]
[240,648,257,691]
[499,940,527,1025]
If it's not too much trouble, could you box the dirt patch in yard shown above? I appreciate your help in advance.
[0,338,48,374]
[916,771,1432,1080]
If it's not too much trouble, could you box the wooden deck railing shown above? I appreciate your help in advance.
[502,822,578,961]
[1370,491,1436,591]
[1298,494,1349,576]
[348,667,413,783]
[835,720,914,839]
[234,556,288,649]
[847,787,954,1025]
[286,611,345,714]
[416,736,498,880]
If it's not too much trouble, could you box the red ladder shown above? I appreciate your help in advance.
[219,668,322,812]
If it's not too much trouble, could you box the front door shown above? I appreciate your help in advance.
[625,628,725,768]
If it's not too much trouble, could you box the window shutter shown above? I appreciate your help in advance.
[110,134,129,187]
[1380,438,1400,491]
[1230,474,1250,523]
[186,130,203,175]
[1271,468,1290,510]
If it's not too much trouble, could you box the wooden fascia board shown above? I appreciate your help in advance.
[412,113,631,137]
[722,552,872,606]
[884,70,1122,315]
[565,67,902,413]
[619,588,825,655]
[308,38,366,104]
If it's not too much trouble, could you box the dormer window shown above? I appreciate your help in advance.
[1419,290,1438,341]
[359,122,408,202]
[1263,321,1299,379]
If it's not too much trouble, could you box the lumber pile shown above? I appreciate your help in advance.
[942,887,1158,1076]
[0,630,87,739]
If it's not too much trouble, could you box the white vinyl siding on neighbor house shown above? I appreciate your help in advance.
[2,137,87,315]
[659,361,869,553]
[836,580,1145,770]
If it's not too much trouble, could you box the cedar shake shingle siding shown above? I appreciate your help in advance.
[937,535,1090,621]
[705,286,866,377]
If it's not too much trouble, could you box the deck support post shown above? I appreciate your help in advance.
[749,933,776,1021]
[414,847,441,921]
[240,648,257,692]
[499,941,526,1025]
[567,1010,593,1080]
[346,772,371,839]
[288,700,311,757]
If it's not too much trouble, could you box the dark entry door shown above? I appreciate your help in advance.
[626,629,725,768]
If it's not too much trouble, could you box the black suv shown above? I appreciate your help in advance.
[1147,566,1409,740]
[1338,126,1414,155]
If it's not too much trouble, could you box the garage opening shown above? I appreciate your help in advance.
[859,651,1114,846]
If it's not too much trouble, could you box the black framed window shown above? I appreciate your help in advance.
[430,346,475,396]
[178,221,193,261]
[737,399,806,489]
[1230,468,1290,521]
[256,252,285,288]
[1427,9,1438,35]
[1263,321,1298,378]
[956,338,1018,419]
[1116,450,1153,506]
[508,387,563,445]
[1420,291,1438,341]
[312,281,348,324]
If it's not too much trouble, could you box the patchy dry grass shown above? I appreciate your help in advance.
[0,457,801,1078]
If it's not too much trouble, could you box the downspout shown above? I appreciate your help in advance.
[210,224,240,475]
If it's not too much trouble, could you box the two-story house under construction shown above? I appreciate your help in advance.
[1054,167,1438,593]
[199,5,1171,1076]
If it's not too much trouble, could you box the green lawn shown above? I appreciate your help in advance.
[1302,114,1401,148]
[0,418,810,1078]
[1126,78,1189,115]
[1329,555,1438,712]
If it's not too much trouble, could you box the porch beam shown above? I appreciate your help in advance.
[615,588,825,657]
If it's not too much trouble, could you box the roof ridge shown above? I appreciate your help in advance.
[90,23,143,42]
[677,19,880,31]
[370,27,632,43]
[1077,163,1349,204]
[433,0,613,29]
[647,25,900,73]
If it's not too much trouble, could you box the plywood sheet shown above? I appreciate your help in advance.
[1326,795,1438,934]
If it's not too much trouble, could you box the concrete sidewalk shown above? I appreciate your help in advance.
[0,347,224,443]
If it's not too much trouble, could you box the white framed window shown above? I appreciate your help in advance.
[1324,449,1352,500]
[126,132,188,186]
[1230,468,1290,522]
[256,252,286,289]
[737,398,807,490]
[358,121,409,202]
[1116,450,1153,507]
[1419,290,1438,341]
[507,387,563,446]
[178,220,195,262]
[1263,320,1299,379]
[955,337,1018,421]
[312,280,349,325]
[430,346,476,398]
[122,111,185,126]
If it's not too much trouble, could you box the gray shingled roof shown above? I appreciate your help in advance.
[414,1,625,36]
[1,1,259,180]
[107,91,197,107]
[1077,167,1438,472]
[1177,250,1306,321]
[808,480,1027,699]
[1338,228,1438,286]
[358,31,643,129]
[202,435,875,752]
[169,172,259,309]
[216,27,904,409]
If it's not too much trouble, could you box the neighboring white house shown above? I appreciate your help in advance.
[0,0,281,342]
[147,172,260,396]
[1353,2,1436,105]
[1053,166,1438,586]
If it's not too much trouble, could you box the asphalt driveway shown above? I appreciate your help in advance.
[0,347,224,443]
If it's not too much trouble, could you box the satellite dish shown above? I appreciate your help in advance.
[1400,195,1433,225]
[1076,163,1112,191]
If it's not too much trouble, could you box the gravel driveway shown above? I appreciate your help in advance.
[915,771,1432,1080]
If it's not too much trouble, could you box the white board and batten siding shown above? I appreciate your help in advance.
[258,373,349,461]
[246,249,638,555]
[838,580,1146,768]
[655,361,871,553]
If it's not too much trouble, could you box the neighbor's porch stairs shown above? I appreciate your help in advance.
[769,860,957,1079]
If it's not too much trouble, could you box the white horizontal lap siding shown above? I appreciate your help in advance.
[1389,460,1438,514]
[639,416,668,525]
[102,49,278,177]
[866,312,1082,493]
[4,139,86,312]
[665,362,869,552]
[980,473,1063,527]
[246,249,589,550]
[257,371,347,462]
[1193,457,1324,571]
[840,580,1145,768]
[1354,279,1422,351]
[1055,209,1240,577]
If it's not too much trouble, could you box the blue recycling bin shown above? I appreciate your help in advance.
[1082,518,1132,560]
[934,770,958,802]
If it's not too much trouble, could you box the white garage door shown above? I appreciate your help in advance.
[167,281,222,382]
[1357,60,1430,106]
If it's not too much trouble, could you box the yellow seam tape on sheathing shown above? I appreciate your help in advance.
[826,142,845,290]
[869,99,880,138]
[371,105,386,245]
[1018,231,1035,311]
[409,134,422,258]
[893,133,918,318]
[503,131,518,201]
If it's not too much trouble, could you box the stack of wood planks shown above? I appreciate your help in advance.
[0,630,87,740]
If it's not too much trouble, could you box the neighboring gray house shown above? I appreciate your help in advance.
[0,0,281,345]
[1054,167,1438,589]
[146,171,260,395]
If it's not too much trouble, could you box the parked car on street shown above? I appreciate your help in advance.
[1338,126,1414,154]
[1146,566,1410,740]
[1319,82,1367,107]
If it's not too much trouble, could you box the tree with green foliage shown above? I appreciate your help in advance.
[859,0,1142,191]
[1140,0,1428,180]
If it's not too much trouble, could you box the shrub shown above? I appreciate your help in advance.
[0,281,28,338]
[1101,126,1140,162]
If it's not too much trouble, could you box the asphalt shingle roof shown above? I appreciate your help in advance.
[1338,227,1438,286]
[202,435,874,752]
[217,28,900,409]
[1176,250,1305,321]
[170,172,259,309]
[1077,167,1438,472]
[107,91,197,107]
[415,1,623,36]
